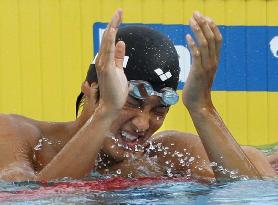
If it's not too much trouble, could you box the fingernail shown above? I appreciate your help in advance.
[194,11,201,17]
[206,17,212,23]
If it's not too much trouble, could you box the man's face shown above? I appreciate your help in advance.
[101,95,169,161]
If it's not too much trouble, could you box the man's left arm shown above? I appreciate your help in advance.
[182,11,275,180]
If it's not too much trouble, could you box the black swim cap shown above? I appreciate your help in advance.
[76,26,180,116]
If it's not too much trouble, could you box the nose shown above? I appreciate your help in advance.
[131,110,150,132]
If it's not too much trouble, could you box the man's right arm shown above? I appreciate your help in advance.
[0,8,128,181]
[0,107,116,181]
[35,105,117,180]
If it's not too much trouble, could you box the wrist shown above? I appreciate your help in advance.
[94,101,121,121]
[186,100,213,112]
[187,104,215,118]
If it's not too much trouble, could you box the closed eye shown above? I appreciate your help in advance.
[152,106,169,117]
[124,96,142,109]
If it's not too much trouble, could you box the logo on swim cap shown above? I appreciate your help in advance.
[154,68,172,82]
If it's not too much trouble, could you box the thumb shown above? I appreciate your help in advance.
[114,41,126,68]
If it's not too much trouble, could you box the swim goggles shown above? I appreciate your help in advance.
[128,80,179,106]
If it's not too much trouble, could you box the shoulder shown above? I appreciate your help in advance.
[150,130,202,147]
[148,130,215,180]
[241,146,277,177]
[0,114,41,146]
[149,130,207,160]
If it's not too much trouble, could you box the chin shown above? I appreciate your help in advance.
[101,136,146,162]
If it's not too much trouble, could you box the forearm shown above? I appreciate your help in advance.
[35,106,117,181]
[188,106,262,180]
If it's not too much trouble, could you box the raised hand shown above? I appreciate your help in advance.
[95,9,129,113]
[182,11,222,111]
[182,12,264,180]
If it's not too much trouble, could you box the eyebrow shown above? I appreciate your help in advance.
[128,96,142,104]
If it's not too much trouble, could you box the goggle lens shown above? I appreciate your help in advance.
[129,80,179,106]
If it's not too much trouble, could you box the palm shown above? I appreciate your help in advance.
[94,9,129,112]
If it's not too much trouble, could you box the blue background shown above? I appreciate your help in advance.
[93,23,278,91]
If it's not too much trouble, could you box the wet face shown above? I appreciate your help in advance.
[101,95,169,161]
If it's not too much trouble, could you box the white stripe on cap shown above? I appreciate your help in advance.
[91,53,99,64]
[123,56,129,68]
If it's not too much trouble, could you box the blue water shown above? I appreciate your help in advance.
[0,179,277,205]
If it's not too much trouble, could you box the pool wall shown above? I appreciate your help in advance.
[0,0,277,146]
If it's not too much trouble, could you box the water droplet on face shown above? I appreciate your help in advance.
[34,139,43,151]
[116,169,121,175]
[188,157,195,162]
[112,136,119,142]
[177,153,183,158]
[32,153,37,161]
[210,162,217,167]
[148,142,155,151]
[34,144,42,150]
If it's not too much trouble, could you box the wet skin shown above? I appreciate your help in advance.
[0,9,277,181]
[0,104,276,181]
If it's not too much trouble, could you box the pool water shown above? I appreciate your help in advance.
[0,145,277,205]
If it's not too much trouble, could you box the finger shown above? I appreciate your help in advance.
[114,41,126,68]
[90,82,99,106]
[107,8,123,30]
[103,9,123,65]
[97,9,123,68]
[193,11,216,61]
[206,17,223,60]
[189,17,209,65]
[90,82,99,96]
[186,34,201,67]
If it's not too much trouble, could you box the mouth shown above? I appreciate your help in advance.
[121,131,138,142]
[117,130,144,150]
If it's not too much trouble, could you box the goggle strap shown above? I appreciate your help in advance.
[138,83,149,98]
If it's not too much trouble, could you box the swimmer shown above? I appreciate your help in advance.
[0,9,276,181]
